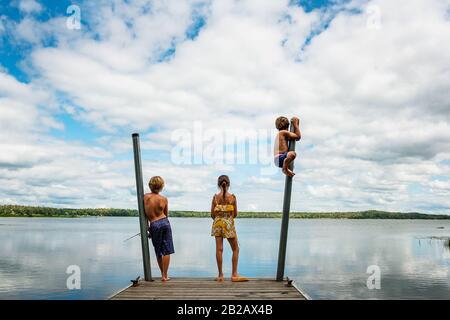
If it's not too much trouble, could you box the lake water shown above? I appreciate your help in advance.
[0,217,449,300]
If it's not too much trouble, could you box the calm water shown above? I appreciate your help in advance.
[0,217,449,300]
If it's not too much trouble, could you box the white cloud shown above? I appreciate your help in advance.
[16,0,43,14]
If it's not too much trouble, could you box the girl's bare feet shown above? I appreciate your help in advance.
[215,274,224,282]
[162,277,171,282]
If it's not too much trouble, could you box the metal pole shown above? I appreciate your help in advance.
[132,133,152,281]
[276,121,296,281]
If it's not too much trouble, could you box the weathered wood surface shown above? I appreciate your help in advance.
[110,278,307,300]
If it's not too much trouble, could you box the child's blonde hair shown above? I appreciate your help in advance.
[275,116,290,130]
[149,176,164,193]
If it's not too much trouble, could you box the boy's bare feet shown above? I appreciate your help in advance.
[282,168,295,177]
[162,277,171,282]
[282,151,297,177]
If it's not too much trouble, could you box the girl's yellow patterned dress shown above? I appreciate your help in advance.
[211,203,236,238]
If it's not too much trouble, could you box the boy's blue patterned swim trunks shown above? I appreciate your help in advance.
[274,152,288,168]
[148,217,175,257]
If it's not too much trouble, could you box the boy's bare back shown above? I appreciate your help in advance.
[144,193,168,222]
[274,117,301,156]
[274,130,291,156]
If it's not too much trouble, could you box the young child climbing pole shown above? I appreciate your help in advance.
[144,176,175,281]
[274,116,301,177]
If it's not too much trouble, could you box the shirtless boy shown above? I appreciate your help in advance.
[144,176,174,281]
[274,116,301,177]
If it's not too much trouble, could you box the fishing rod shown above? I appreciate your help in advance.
[124,232,140,242]
[124,229,150,242]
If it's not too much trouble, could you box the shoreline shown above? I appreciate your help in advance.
[1,205,449,220]
[1,215,450,220]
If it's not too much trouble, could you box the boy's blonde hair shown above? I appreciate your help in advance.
[149,176,164,193]
[275,116,290,131]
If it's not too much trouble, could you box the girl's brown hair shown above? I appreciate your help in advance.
[217,175,230,201]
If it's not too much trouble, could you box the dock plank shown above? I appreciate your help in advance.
[110,278,307,300]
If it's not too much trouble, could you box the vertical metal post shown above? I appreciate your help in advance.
[276,121,296,281]
[132,133,152,281]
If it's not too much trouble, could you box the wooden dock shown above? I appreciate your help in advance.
[110,277,308,300]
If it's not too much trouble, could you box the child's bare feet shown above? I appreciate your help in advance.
[215,274,224,282]
[282,152,296,177]
[162,277,171,282]
[282,168,295,177]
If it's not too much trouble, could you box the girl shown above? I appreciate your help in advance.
[211,175,248,282]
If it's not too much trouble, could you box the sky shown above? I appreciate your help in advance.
[0,0,449,214]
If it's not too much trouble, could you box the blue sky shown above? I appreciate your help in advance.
[1,0,450,214]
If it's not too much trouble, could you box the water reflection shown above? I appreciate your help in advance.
[0,217,449,299]
[417,237,450,252]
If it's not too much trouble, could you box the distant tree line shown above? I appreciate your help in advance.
[1,205,449,219]
[0,205,137,217]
